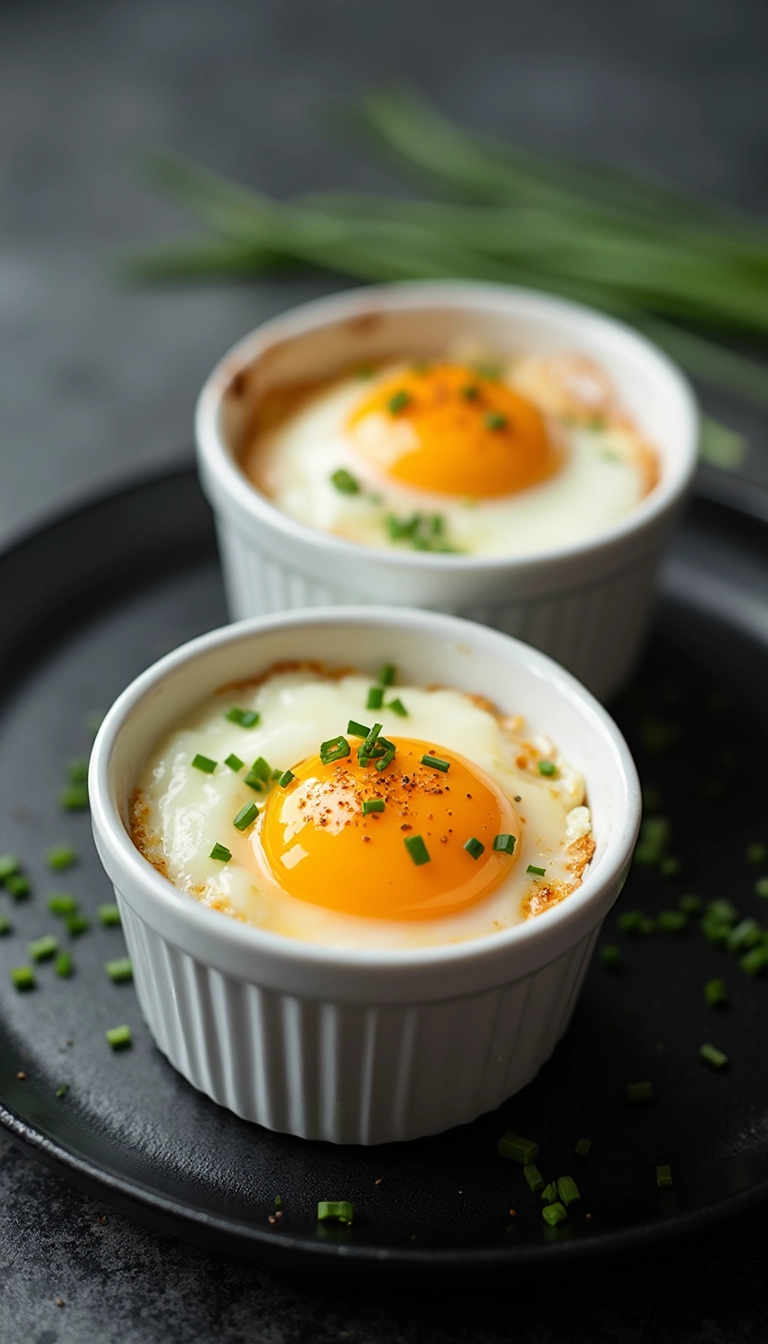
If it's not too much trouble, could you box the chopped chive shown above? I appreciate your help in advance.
[747,842,767,865]
[366,686,384,710]
[11,966,35,991]
[359,722,383,761]
[65,914,91,937]
[656,1164,673,1188]
[464,837,485,860]
[105,957,133,983]
[626,1080,655,1103]
[540,1181,558,1204]
[727,917,763,951]
[404,834,430,866]
[330,468,361,495]
[6,875,30,900]
[420,754,450,773]
[67,757,89,783]
[47,893,78,916]
[210,843,231,863]
[600,944,621,971]
[658,909,687,934]
[461,384,480,400]
[251,756,271,782]
[55,952,73,978]
[700,1042,728,1070]
[701,917,729,946]
[387,389,412,414]
[387,698,408,717]
[317,1200,354,1225]
[47,845,77,871]
[542,1202,567,1227]
[497,1130,538,1164]
[617,910,645,935]
[191,754,217,775]
[105,1024,132,1051]
[0,854,20,881]
[524,1163,544,1192]
[485,411,508,431]
[633,816,670,866]
[705,977,728,1007]
[638,917,657,935]
[28,935,58,962]
[271,768,282,779]
[243,769,264,791]
[277,769,295,788]
[378,664,396,686]
[755,877,768,898]
[55,1083,68,1099]
[537,760,557,777]
[225,707,260,728]
[347,719,371,738]
[707,898,738,924]
[274,1196,282,1209]
[740,946,767,977]
[493,833,516,855]
[320,735,350,765]
[59,782,89,810]
[556,1176,581,1207]
[362,799,385,815]
[474,362,502,381]
[98,904,121,928]
[233,802,259,832]
[224,753,245,773]
[0,915,11,936]
[679,894,703,915]
[374,739,396,772]
[527,864,546,877]
[575,1138,591,1158]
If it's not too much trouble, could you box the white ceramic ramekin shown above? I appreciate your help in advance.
[195,281,698,702]
[90,606,640,1145]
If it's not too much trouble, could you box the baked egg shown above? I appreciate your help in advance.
[131,664,595,949]
[242,353,658,557]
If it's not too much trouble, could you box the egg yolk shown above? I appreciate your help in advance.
[258,737,521,920]
[347,363,560,500]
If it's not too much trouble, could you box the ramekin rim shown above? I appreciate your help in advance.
[89,604,641,975]
[195,279,699,575]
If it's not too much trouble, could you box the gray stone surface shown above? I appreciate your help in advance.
[2,0,768,1339]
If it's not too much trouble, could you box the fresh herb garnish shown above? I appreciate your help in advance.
[105,1025,132,1051]
[362,798,385,815]
[485,411,508,431]
[209,843,232,863]
[59,782,89,811]
[387,697,408,717]
[366,686,384,710]
[497,1130,538,1164]
[420,753,450,773]
[537,760,557,777]
[28,936,58,962]
[106,957,133,983]
[404,834,430,866]
[233,802,259,832]
[277,769,295,787]
[225,707,260,728]
[47,845,77,871]
[330,468,361,495]
[191,754,217,774]
[320,736,350,765]
[527,864,546,877]
[11,966,35,991]
[317,1200,354,1225]
[98,904,121,927]
[387,390,412,414]
[48,893,78,916]
[464,837,484,860]
[699,1042,728,1070]
[493,833,516,855]
[225,753,245,772]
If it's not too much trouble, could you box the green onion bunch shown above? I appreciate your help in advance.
[125,87,768,467]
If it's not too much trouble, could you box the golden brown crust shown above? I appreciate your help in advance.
[129,790,168,879]
[521,833,596,920]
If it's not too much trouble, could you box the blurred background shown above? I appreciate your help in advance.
[2,0,768,536]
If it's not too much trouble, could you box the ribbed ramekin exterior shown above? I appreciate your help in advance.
[216,523,658,702]
[117,889,603,1144]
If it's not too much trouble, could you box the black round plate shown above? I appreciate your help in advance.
[1,464,768,1272]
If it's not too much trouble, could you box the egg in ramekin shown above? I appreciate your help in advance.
[131,664,594,949]
[243,354,658,558]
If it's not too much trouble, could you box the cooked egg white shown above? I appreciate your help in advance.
[132,669,594,949]
[242,354,657,558]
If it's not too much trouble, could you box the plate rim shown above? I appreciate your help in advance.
[2,461,768,1271]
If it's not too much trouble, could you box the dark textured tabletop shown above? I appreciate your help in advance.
[2,1,768,1340]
